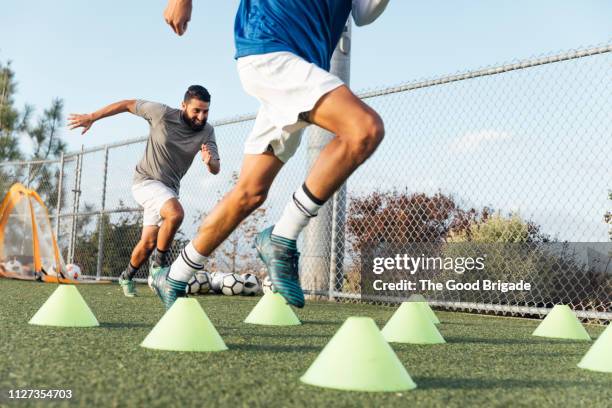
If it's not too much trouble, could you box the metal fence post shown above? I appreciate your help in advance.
[54,152,64,251]
[96,146,109,280]
[26,163,31,188]
[69,148,83,264]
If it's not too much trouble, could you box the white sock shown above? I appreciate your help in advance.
[168,241,206,282]
[272,184,324,240]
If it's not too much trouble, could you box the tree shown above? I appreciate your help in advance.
[0,57,67,208]
[346,189,487,256]
[0,60,25,162]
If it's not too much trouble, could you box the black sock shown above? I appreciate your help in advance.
[122,263,139,280]
[154,248,169,267]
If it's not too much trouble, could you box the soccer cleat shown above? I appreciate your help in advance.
[118,274,137,298]
[149,265,187,310]
[254,226,305,308]
[148,262,164,296]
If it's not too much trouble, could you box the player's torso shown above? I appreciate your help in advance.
[151,109,208,160]
[234,0,352,70]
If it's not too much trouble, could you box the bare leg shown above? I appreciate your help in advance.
[191,151,284,255]
[157,198,184,251]
[129,226,159,268]
[305,85,384,200]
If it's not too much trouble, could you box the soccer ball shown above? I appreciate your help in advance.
[198,271,212,294]
[221,273,244,296]
[65,263,82,280]
[262,276,275,294]
[4,259,23,274]
[186,273,205,295]
[241,273,261,296]
[210,272,227,293]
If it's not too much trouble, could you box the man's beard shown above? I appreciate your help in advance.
[182,112,207,131]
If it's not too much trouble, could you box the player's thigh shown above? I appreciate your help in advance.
[309,85,383,140]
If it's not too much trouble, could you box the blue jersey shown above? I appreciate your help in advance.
[234,0,352,71]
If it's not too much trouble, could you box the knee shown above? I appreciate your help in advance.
[142,238,157,253]
[349,112,385,163]
[165,207,184,226]
[233,185,268,214]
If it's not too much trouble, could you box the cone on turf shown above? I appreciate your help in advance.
[244,292,301,326]
[407,294,440,324]
[532,305,591,341]
[300,317,417,392]
[382,302,445,344]
[29,285,99,327]
[577,324,612,372]
[141,298,227,352]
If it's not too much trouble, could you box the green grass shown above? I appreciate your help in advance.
[1,279,610,408]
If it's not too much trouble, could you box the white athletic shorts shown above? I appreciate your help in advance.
[131,180,177,227]
[237,51,345,162]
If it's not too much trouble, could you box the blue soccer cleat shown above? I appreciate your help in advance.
[254,226,305,308]
[149,264,187,310]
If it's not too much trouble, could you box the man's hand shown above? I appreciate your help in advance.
[68,113,95,135]
[201,144,212,164]
[164,0,192,36]
[201,144,220,174]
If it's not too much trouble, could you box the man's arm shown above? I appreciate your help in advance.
[68,100,137,135]
[352,0,390,26]
[201,144,220,175]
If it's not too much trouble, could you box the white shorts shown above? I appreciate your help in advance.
[131,180,177,227]
[237,51,345,162]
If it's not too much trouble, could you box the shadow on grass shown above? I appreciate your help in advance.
[100,322,151,329]
[227,343,321,353]
[300,320,344,326]
[440,321,481,326]
[416,376,592,390]
[251,332,331,339]
[444,336,559,345]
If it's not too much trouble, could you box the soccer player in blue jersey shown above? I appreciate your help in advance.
[152,0,390,309]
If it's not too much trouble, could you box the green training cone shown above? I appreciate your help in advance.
[300,317,417,392]
[408,294,440,324]
[578,324,612,373]
[244,293,301,326]
[382,302,445,344]
[532,305,591,341]
[29,285,99,327]
[141,298,227,352]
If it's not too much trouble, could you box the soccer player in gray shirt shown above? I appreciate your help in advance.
[68,85,220,297]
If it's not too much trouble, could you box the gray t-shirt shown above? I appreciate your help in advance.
[133,100,220,195]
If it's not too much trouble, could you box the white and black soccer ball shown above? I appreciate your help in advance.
[4,259,23,274]
[221,273,244,296]
[198,271,212,294]
[186,274,202,295]
[210,272,227,293]
[65,263,82,280]
[262,276,275,294]
[241,273,261,296]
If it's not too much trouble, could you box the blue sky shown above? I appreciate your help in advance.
[0,1,610,151]
[1,1,611,243]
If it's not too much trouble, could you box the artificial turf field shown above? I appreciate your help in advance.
[1,280,610,408]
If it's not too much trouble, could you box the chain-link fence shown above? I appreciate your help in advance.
[1,44,610,322]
